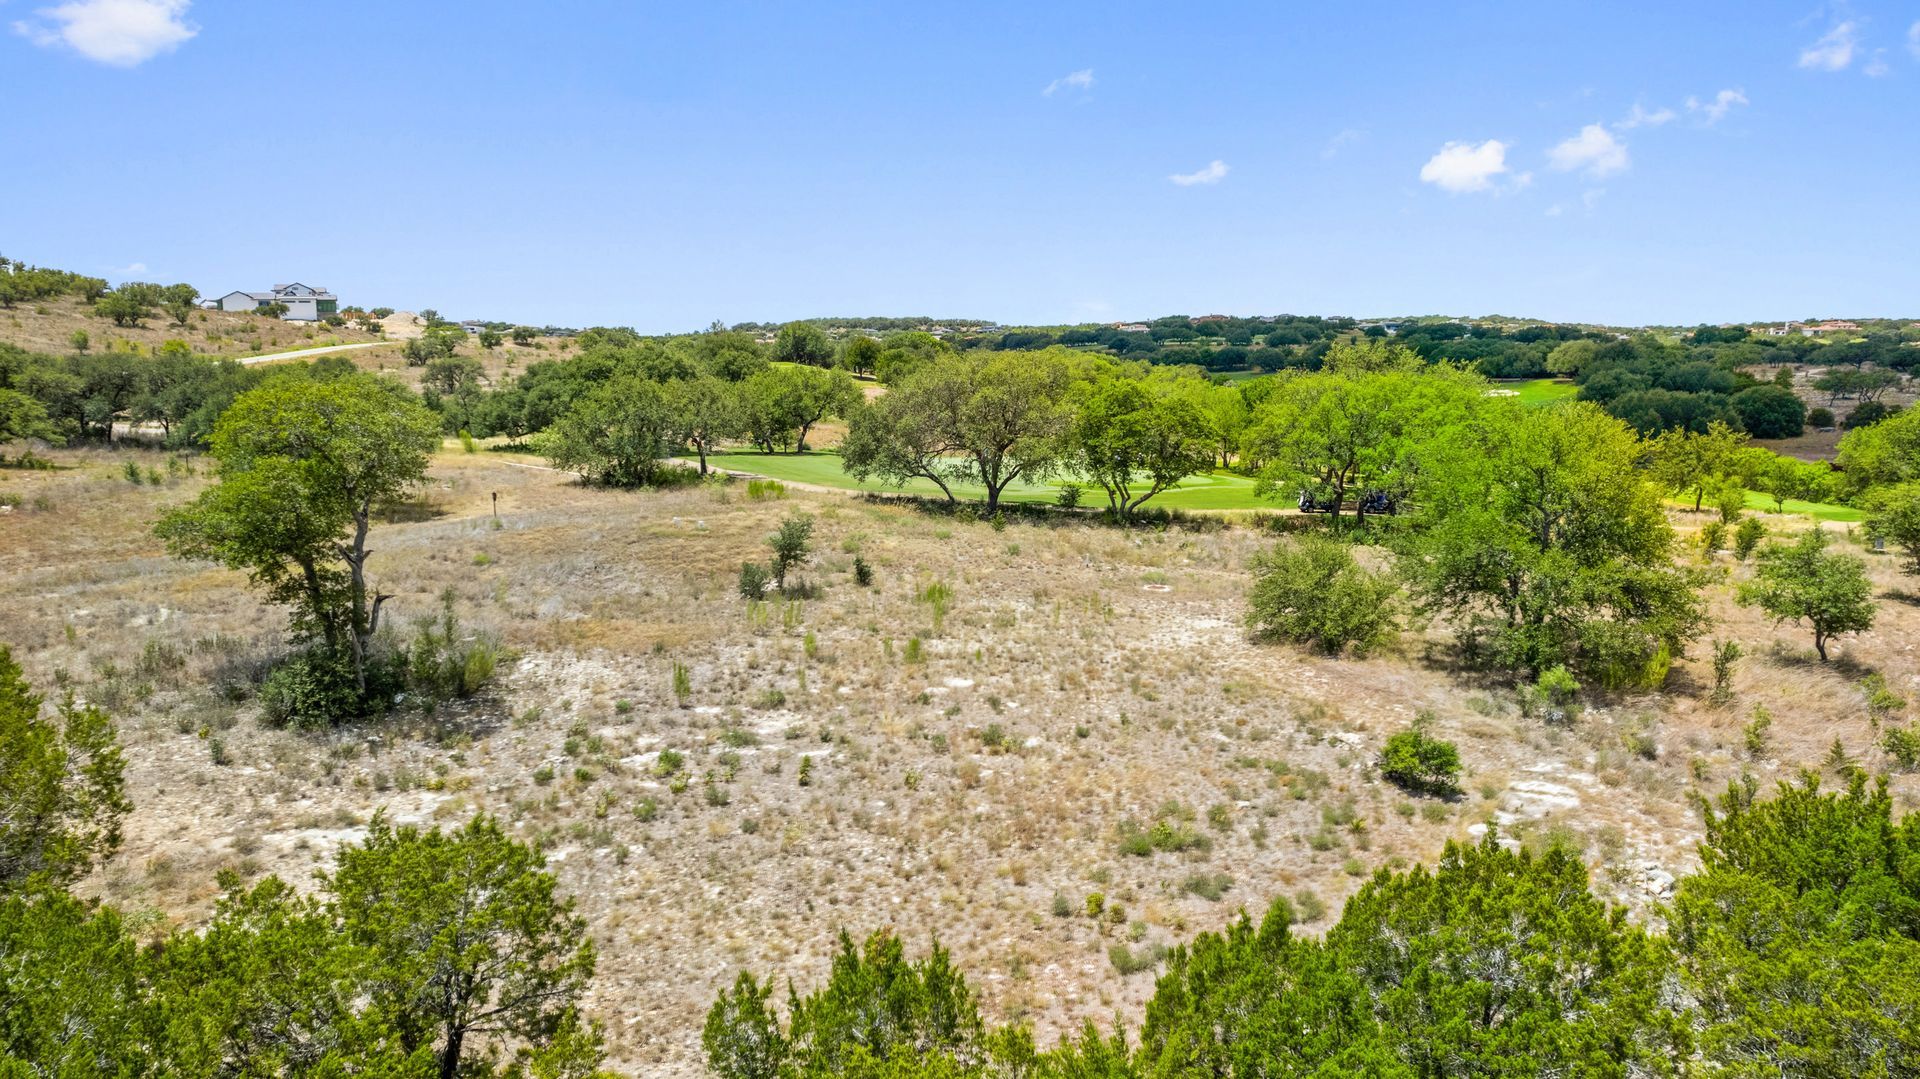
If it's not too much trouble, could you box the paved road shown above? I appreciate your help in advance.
[236,341,390,365]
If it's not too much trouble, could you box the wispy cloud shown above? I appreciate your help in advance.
[1799,19,1859,70]
[1321,128,1365,160]
[1864,48,1891,76]
[1169,160,1229,186]
[1418,139,1512,194]
[1685,88,1749,124]
[1616,103,1676,130]
[1909,20,1920,58]
[12,0,196,66]
[111,261,148,276]
[1548,124,1629,179]
[1042,68,1094,97]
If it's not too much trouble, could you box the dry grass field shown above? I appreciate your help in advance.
[1,295,389,358]
[1,444,1916,1074]
[2,297,562,395]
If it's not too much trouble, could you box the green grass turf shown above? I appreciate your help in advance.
[1489,378,1580,405]
[709,451,1270,510]
[1666,490,1866,523]
[712,450,1865,521]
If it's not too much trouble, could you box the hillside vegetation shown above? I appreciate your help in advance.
[2,256,1920,1075]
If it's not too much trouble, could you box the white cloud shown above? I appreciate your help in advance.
[1909,20,1920,57]
[1686,88,1749,124]
[1548,123,1629,178]
[1042,68,1094,97]
[1864,48,1890,76]
[13,0,195,66]
[1616,103,1676,130]
[111,261,148,276]
[1418,139,1511,194]
[1544,204,1565,217]
[1582,188,1606,211]
[1321,128,1364,159]
[1798,20,1858,70]
[1169,159,1229,186]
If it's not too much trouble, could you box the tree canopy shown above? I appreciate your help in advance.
[157,373,441,711]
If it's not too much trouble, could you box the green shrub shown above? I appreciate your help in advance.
[745,478,787,501]
[1523,667,1581,720]
[1699,520,1727,554]
[1108,942,1164,975]
[1733,518,1766,560]
[404,592,499,709]
[1714,485,1746,524]
[1743,707,1773,759]
[1882,727,1920,772]
[768,513,814,588]
[1710,640,1743,707]
[258,648,365,729]
[1056,483,1084,509]
[1247,535,1397,656]
[1378,725,1461,795]
[1862,673,1908,718]
[1182,872,1234,901]
[738,562,771,599]
[852,555,873,587]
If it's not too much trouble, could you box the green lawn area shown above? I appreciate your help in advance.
[1666,490,1865,523]
[709,451,1270,510]
[1209,369,1270,384]
[1490,378,1579,406]
[711,450,1867,522]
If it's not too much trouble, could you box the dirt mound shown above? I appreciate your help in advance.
[378,311,427,339]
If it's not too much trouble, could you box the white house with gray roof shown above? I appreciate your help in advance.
[214,282,338,321]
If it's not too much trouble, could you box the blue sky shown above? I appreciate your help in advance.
[4,1,1918,330]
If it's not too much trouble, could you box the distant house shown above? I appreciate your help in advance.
[1192,314,1230,324]
[1806,320,1860,335]
[215,282,339,321]
[460,320,489,335]
[1113,322,1151,333]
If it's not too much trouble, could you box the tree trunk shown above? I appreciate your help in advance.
[1814,631,1828,662]
[438,1027,465,1079]
[344,506,375,695]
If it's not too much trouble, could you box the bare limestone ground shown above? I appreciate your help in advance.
[1,446,1916,1075]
